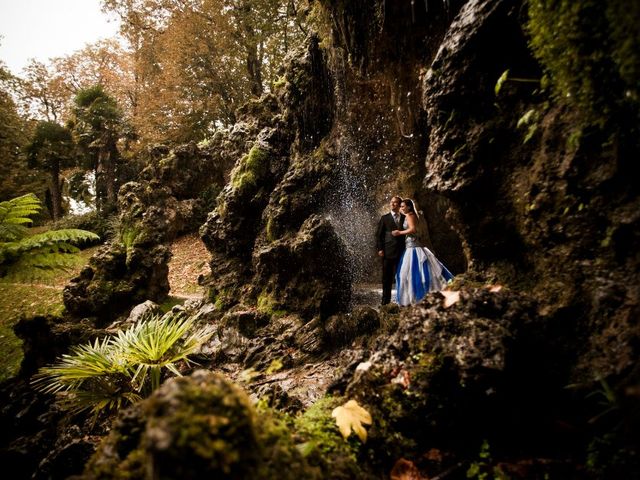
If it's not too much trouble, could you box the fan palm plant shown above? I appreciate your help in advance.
[32,311,213,418]
[0,193,100,279]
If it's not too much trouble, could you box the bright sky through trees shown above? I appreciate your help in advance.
[0,0,120,74]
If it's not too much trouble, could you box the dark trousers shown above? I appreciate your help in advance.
[382,256,400,305]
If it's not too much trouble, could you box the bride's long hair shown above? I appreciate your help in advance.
[403,198,430,245]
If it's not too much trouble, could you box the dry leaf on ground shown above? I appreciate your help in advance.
[441,290,460,308]
[331,399,372,442]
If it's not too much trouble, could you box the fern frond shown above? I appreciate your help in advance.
[0,196,100,280]
[20,229,100,248]
[1,249,83,281]
[0,224,29,242]
[0,194,42,233]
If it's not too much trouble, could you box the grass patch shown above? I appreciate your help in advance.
[0,246,99,383]
[0,283,64,382]
[158,296,186,312]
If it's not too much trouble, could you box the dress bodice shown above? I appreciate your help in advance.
[404,218,420,248]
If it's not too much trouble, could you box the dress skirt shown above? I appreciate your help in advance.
[395,246,454,306]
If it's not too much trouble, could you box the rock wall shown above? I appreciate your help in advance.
[200,36,352,319]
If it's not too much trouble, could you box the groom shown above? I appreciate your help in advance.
[375,196,405,305]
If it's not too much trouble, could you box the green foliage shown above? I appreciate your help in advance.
[516,108,540,144]
[0,62,45,201]
[527,0,640,125]
[231,145,269,194]
[494,70,509,96]
[0,193,100,279]
[73,85,122,151]
[293,395,362,477]
[26,121,74,170]
[66,170,96,208]
[0,193,41,241]
[32,311,213,418]
[466,440,508,480]
[72,85,123,212]
[52,210,112,241]
[257,290,286,317]
[295,396,359,459]
[494,69,540,96]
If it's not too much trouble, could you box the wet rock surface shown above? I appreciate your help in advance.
[200,36,351,317]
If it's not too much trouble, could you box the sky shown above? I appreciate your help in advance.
[0,0,121,75]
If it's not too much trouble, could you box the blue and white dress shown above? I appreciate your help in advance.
[395,219,453,306]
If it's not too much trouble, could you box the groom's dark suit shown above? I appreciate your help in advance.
[376,211,405,305]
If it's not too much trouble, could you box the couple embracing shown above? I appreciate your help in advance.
[376,196,453,306]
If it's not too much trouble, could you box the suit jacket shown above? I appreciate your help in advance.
[376,212,405,259]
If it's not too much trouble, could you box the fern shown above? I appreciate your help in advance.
[0,194,100,279]
[0,193,42,242]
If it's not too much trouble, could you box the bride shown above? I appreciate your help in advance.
[392,198,453,306]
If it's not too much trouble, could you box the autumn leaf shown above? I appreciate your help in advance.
[331,399,372,442]
[441,290,460,308]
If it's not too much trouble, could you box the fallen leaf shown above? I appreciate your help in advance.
[331,399,372,442]
[390,458,423,480]
[391,369,411,389]
[488,284,503,293]
[441,290,460,308]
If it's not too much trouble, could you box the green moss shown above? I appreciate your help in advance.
[272,75,287,89]
[293,395,360,471]
[265,358,284,375]
[255,410,321,479]
[527,0,639,125]
[158,296,185,312]
[265,216,278,242]
[209,287,235,311]
[230,146,270,195]
[257,291,286,317]
[84,372,320,479]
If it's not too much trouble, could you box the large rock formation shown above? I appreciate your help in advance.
[200,36,352,318]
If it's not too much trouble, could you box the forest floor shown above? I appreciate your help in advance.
[0,233,210,382]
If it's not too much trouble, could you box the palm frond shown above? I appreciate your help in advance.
[32,311,212,417]
[33,337,118,392]
[115,312,212,391]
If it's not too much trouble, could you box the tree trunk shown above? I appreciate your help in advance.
[246,42,263,97]
[96,146,117,213]
[49,161,62,221]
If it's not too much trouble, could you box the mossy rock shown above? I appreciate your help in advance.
[292,396,364,479]
[82,370,320,479]
[230,145,270,195]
